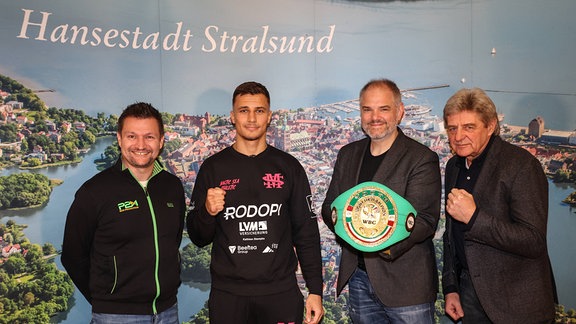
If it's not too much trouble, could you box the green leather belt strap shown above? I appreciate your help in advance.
[330,181,417,252]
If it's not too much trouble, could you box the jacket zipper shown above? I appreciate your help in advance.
[128,163,164,315]
[109,256,117,294]
[143,185,161,315]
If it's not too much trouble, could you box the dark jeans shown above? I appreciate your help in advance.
[91,303,178,324]
[348,268,434,324]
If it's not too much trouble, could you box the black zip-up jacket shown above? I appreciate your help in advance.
[62,158,186,315]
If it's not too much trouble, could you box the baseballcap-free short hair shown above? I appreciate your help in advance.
[118,102,165,136]
[443,88,500,136]
[232,81,270,105]
[359,78,402,106]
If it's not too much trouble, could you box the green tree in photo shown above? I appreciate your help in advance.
[0,173,52,209]
[187,301,210,324]
[82,129,97,145]
[25,158,41,167]
[3,254,26,275]
[42,243,57,256]
[22,292,35,306]
[162,112,175,126]
[95,141,120,169]
[163,139,182,156]
[180,243,211,282]
[107,114,119,132]
[0,221,74,323]
[0,124,19,143]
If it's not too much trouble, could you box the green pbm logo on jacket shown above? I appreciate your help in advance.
[117,200,139,213]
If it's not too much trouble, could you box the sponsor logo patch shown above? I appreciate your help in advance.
[228,245,258,254]
[306,195,314,214]
[220,178,240,191]
[262,173,284,189]
[117,200,139,213]
[223,204,282,220]
[239,221,268,236]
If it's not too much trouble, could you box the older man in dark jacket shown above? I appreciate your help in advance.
[442,88,556,323]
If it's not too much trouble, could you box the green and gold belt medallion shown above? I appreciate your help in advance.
[330,181,416,252]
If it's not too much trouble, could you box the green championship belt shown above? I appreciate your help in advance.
[330,181,417,252]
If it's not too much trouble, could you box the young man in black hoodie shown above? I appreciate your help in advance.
[187,81,324,324]
[62,102,186,323]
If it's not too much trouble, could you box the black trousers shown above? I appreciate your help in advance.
[208,285,304,324]
[459,269,492,324]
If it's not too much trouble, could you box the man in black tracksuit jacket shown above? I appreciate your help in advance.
[62,103,185,323]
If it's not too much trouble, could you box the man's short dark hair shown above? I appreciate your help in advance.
[232,81,270,105]
[359,78,402,106]
[118,102,164,136]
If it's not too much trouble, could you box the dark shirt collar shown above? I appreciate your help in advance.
[455,135,496,170]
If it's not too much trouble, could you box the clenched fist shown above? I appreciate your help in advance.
[446,188,476,224]
[205,187,226,216]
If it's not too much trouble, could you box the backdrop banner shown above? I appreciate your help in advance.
[1,1,575,323]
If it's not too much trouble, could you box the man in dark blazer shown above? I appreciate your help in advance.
[442,88,556,323]
[322,79,441,323]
